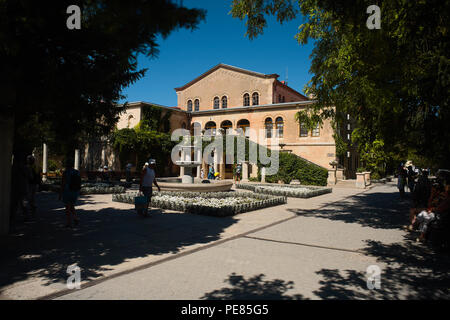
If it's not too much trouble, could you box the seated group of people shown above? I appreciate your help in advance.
[405,170,450,248]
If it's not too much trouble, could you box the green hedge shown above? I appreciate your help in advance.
[264,152,328,186]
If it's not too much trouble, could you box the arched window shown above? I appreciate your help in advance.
[127,114,134,128]
[187,100,192,112]
[220,120,233,134]
[221,96,227,108]
[243,93,250,106]
[265,118,273,138]
[213,97,220,109]
[194,99,199,111]
[252,92,259,106]
[205,121,217,135]
[237,119,250,137]
[275,117,284,138]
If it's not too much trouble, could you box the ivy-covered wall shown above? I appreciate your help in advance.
[111,104,176,175]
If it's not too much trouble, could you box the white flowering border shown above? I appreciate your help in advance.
[44,182,125,195]
[112,191,286,217]
[235,183,332,198]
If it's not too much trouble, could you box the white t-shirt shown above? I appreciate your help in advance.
[142,167,156,187]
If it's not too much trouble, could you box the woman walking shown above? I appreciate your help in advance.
[397,164,407,198]
[59,158,81,228]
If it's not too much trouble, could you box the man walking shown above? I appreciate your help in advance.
[139,159,160,217]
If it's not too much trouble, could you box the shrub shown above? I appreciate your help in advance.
[263,152,328,186]
[48,159,61,171]
[371,171,382,180]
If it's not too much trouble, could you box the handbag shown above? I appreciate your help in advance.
[134,193,148,215]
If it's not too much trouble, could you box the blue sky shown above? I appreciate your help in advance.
[120,0,315,107]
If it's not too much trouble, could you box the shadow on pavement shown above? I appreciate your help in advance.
[201,272,307,300]
[288,186,450,299]
[313,239,450,299]
[288,190,411,230]
[0,191,238,293]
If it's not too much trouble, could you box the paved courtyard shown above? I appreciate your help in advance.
[0,182,449,300]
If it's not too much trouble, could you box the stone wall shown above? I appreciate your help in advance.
[176,67,276,110]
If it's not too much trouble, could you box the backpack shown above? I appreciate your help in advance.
[68,170,81,191]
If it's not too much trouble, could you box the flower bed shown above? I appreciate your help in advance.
[235,183,332,198]
[43,182,125,195]
[112,191,286,217]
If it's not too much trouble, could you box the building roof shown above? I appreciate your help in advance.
[275,79,309,100]
[119,101,185,113]
[190,100,316,115]
[174,63,280,92]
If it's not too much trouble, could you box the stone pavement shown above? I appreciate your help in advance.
[1,183,449,299]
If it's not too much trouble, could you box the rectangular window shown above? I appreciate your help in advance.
[312,123,320,137]
[300,123,308,137]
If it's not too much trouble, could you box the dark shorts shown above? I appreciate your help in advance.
[142,186,153,202]
[62,190,79,205]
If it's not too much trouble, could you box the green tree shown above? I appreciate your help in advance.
[1,0,205,156]
[231,0,450,168]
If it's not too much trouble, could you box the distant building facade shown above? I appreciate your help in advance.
[98,64,357,179]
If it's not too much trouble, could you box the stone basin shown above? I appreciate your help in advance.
[155,177,233,192]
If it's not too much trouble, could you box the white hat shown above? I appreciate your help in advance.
[144,162,149,166]
[149,159,156,164]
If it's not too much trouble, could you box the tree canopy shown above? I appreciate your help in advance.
[231,0,450,168]
[1,0,205,155]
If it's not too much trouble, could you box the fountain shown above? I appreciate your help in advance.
[176,145,201,184]
[156,145,233,192]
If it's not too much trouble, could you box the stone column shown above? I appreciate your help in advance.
[336,168,344,180]
[74,149,80,170]
[196,148,202,179]
[261,167,266,183]
[179,148,185,177]
[220,162,226,180]
[101,147,106,167]
[42,143,48,182]
[250,163,258,178]
[356,172,366,189]
[327,169,337,185]
[213,151,219,174]
[242,161,249,182]
[0,115,14,235]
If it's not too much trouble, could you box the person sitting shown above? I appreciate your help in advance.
[407,180,449,242]
[207,166,215,180]
[411,209,436,242]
